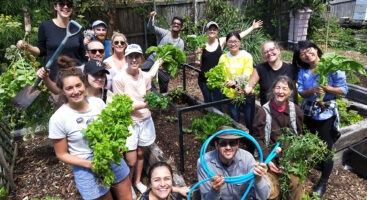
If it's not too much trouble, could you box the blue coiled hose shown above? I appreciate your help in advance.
[187,129,281,200]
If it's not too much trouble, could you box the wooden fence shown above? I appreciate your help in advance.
[0,121,17,196]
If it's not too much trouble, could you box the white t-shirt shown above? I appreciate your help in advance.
[48,97,106,159]
[104,57,128,90]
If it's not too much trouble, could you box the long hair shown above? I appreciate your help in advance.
[292,40,323,69]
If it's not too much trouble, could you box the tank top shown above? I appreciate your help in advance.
[198,39,222,82]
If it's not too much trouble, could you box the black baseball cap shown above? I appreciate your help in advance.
[84,60,109,75]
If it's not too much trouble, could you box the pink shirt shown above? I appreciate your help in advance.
[112,68,152,122]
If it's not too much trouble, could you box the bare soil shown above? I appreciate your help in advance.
[8,66,367,199]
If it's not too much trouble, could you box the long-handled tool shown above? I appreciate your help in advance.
[11,20,82,111]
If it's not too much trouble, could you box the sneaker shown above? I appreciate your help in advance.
[135,182,148,193]
[131,186,137,200]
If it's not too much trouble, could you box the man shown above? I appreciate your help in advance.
[86,40,105,61]
[142,11,184,93]
[197,126,271,200]
[85,20,112,59]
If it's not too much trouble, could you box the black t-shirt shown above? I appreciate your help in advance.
[198,39,222,82]
[256,62,298,105]
[37,20,85,81]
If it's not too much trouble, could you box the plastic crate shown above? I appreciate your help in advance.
[347,138,367,179]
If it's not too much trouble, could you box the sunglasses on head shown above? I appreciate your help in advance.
[218,140,238,147]
[113,41,126,46]
[58,1,73,8]
[88,49,105,54]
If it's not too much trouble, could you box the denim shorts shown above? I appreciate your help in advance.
[72,155,130,200]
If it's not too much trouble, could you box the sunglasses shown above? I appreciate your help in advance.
[88,49,105,54]
[113,41,126,46]
[58,1,73,8]
[171,22,182,26]
[218,140,238,147]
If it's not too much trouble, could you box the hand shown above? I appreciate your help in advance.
[268,161,282,173]
[16,40,26,50]
[322,83,331,93]
[104,62,111,70]
[36,67,50,79]
[244,84,253,95]
[224,80,236,87]
[150,11,157,18]
[252,20,263,30]
[195,47,203,54]
[176,186,190,197]
[310,86,324,96]
[210,174,225,193]
[83,37,91,46]
[158,58,164,66]
[254,162,268,183]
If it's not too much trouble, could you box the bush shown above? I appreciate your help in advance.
[191,113,232,142]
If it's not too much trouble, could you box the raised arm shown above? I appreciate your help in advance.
[219,20,263,49]
[147,11,170,40]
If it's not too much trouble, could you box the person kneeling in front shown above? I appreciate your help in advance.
[197,126,270,200]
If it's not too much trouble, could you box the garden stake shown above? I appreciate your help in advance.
[187,129,281,200]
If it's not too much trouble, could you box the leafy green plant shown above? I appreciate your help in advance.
[83,94,133,187]
[0,45,53,131]
[165,116,178,123]
[167,87,187,102]
[278,129,333,199]
[145,43,186,78]
[191,113,232,142]
[337,99,363,127]
[0,186,6,198]
[144,92,169,109]
[346,71,361,85]
[315,52,366,107]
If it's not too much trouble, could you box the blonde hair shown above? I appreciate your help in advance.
[111,32,128,55]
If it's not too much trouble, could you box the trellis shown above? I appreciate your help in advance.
[0,120,17,196]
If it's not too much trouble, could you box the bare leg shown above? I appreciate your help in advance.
[96,191,113,200]
[134,146,146,185]
[111,176,133,200]
[125,150,137,180]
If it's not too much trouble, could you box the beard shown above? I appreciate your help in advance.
[95,34,106,41]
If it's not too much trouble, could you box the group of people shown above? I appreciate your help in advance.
[14,0,347,199]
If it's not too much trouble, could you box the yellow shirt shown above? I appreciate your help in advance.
[218,50,253,98]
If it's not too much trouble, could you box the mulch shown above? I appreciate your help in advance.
[7,66,367,199]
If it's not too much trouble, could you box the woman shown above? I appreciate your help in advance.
[17,0,85,94]
[197,20,262,110]
[245,41,298,105]
[84,59,110,102]
[48,56,132,200]
[217,31,255,131]
[112,44,162,195]
[139,162,190,200]
[252,75,304,200]
[293,40,347,198]
[104,32,128,90]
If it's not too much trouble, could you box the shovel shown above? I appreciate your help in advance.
[11,20,82,111]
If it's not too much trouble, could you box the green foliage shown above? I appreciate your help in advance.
[0,186,6,198]
[302,191,322,200]
[167,87,187,102]
[316,52,366,87]
[191,113,232,142]
[145,43,186,77]
[278,129,333,199]
[281,51,294,63]
[0,45,53,131]
[144,92,169,109]
[346,71,361,85]
[165,116,178,123]
[184,34,208,53]
[337,99,363,127]
[205,63,226,90]
[83,94,134,187]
